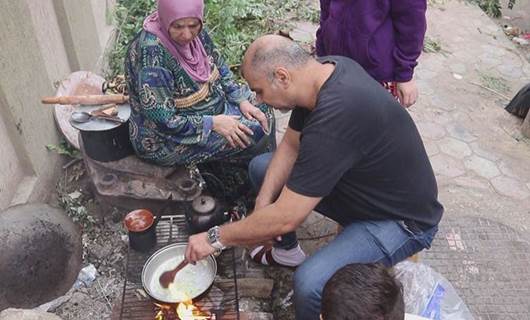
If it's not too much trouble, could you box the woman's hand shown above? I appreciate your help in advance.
[213,115,253,148]
[240,100,269,134]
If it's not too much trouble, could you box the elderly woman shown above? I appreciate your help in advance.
[125,0,275,201]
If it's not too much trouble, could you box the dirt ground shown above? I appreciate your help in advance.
[45,164,127,320]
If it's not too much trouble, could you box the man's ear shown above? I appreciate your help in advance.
[273,67,291,88]
[319,314,324,320]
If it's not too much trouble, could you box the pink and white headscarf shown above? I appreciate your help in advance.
[143,0,211,83]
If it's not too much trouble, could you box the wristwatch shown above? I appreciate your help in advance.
[207,226,226,251]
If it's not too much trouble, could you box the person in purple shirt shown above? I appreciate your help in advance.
[316,0,427,108]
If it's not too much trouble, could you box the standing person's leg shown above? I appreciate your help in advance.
[247,153,305,266]
[293,219,437,320]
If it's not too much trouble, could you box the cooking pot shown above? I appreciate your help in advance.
[124,209,160,252]
[71,103,134,162]
[142,243,216,303]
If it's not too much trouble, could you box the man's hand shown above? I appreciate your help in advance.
[185,232,216,263]
[395,79,418,108]
[239,100,269,133]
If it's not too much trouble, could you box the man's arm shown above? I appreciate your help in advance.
[223,186,321,246]
[255,127,301,208]
[185,186,322,262]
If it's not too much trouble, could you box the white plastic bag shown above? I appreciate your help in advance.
[394,261,474,320]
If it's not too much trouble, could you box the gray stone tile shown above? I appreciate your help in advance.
[417,81,435,96]
[469,142,501,162]
[478,55,502,68]
[415,68,437,80]
[446,123,478,142]
[491,176,530,200]
[450,63,467,74]
[498,161,520,180]
[431,112,453,126]
[497,63,523,79]
[480,44,506,57]
[439,137,473,159]
[423,139,440,157]
[429,94,458,112]
[464,155,500,179]
[522,65,530,78]
[451,48,477,63]
[416,121,447,140]
[453,175,492,191]
[430,153,466,178]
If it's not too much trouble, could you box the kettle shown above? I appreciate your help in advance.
[186,195,230,234]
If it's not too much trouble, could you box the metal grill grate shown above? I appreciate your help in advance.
[119,215,239,320]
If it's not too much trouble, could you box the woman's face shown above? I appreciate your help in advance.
[168,17,201,45]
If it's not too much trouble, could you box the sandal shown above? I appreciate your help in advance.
[249,245,301,269]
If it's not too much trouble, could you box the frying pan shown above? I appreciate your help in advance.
[141,243,217,303]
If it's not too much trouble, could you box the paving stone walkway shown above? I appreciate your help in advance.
[422,216,530,319]
[417,4,530,317]
[281,1,530,319]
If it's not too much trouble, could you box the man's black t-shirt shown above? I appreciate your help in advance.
[287,56,443,228]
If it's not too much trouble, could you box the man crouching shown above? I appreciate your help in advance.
[185,35,443,320]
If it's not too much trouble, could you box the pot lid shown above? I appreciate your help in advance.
[192,195,216,214]
[69,103,131,132]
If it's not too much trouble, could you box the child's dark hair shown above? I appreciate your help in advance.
[321,263,405,320]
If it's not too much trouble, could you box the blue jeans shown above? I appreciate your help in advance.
[248,153,299,250]
[249,153,439,320]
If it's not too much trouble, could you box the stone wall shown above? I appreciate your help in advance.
[0,0,115,210]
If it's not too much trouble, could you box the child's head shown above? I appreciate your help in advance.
[321,263,404,320]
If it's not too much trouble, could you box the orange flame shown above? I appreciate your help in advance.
[176,299,210,320]
[153,294,210,320]
[176,293,209,320]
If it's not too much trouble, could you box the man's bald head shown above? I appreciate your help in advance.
[243,35,311,82]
